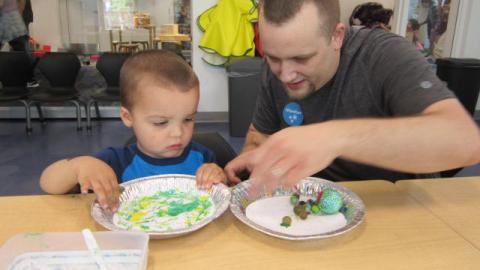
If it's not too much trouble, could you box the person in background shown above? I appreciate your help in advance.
[0,0,38,87]
[225,0,480,191]
[40,50,227,211]
[21,0,32,33]
[349,2,393,31]
[406,19,424,51]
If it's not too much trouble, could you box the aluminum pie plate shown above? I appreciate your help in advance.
[91,174,231,239]
[230,177,365,240]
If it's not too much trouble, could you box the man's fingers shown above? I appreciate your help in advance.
[279,163,308,189]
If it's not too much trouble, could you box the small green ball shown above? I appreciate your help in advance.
[293,205,303,216]
[290,194,299,205]
[281,216,292,227]
[311,204,320,214]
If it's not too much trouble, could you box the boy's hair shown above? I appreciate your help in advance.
[259,0,340,38]
[120,50,199,109]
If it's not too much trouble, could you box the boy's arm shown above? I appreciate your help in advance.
[40,156,120,211]
[40,158,80,194]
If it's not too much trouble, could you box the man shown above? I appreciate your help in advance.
[225,0,480,190]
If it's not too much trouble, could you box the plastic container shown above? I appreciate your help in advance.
[436,58,480,116]
[226,57,263,137]
[0,231,149,270]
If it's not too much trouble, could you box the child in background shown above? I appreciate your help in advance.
[349,2,393,31]
[40,50,227,211]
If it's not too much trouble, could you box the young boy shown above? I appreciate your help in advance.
[40,50,227,212]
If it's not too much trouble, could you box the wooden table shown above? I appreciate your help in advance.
[1,180,480,269]
[397,176,480,250]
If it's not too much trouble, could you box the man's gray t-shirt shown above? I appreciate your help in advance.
[252,27,455,181]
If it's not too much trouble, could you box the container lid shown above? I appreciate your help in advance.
[436,58,480,69]
[227,57,264,74]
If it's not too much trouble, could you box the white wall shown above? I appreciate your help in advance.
[30,0,63,51]
[451,0,480,59]
[191,0,228,112]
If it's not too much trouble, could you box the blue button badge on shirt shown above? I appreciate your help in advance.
[282,102,304,126]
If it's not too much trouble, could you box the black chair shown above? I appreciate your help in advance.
[0,52,43,133]
[29,52,85,130]
[86,52,130,130]
[125,131,237,169]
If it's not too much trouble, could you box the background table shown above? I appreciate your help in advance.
[397,176,480,250]
[2,180,480,269]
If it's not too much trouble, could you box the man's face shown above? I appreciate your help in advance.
[259,1,344,100]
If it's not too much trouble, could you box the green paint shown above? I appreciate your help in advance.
[115,189,214,232]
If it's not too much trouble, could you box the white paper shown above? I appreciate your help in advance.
[246,196,347,236]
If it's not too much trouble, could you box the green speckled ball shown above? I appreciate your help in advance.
[320,189,343,214]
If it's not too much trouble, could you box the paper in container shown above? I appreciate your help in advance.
[0,231,149,270]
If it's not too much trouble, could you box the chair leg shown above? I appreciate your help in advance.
[35,103,45,124]
[70,100,83,131]
[94,101,100,120]
[86,99,93,130]
[19,100,32,133]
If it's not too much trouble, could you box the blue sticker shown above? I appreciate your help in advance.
[282,102,304,126]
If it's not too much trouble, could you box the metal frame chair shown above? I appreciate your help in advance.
[0,51,43,133]
[28,52,86,130]
[86,52,130,130]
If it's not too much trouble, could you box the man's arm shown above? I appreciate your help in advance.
[241,124,269,153]
[247,98,480,188]
[333,99,480,172]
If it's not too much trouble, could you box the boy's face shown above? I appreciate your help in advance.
[120,82,199,159]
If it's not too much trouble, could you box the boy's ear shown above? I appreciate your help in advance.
[120,106,133,128]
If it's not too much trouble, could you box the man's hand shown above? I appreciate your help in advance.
[247,125,338,191]
[224,151,254,185]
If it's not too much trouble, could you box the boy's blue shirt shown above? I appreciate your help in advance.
[94,141,216,183]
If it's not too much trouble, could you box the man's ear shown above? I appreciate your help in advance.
[331,23,346,51]
[120,106,133,128]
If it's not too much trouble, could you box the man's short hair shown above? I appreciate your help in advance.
[120,50,199,109]
[259,0,340,37]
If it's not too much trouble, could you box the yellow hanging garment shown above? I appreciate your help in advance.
[198,0,258,66]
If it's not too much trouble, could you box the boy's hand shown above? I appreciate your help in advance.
[71,156,120,212]
[196,163,227,189]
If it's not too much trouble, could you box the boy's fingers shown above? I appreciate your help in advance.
[90,179,109,209]
[80,181,91,194]
[105,176,120,211]
[196,167,206,188]
[217,169,228,184]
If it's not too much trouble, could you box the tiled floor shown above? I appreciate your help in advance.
[0,119,479,196]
